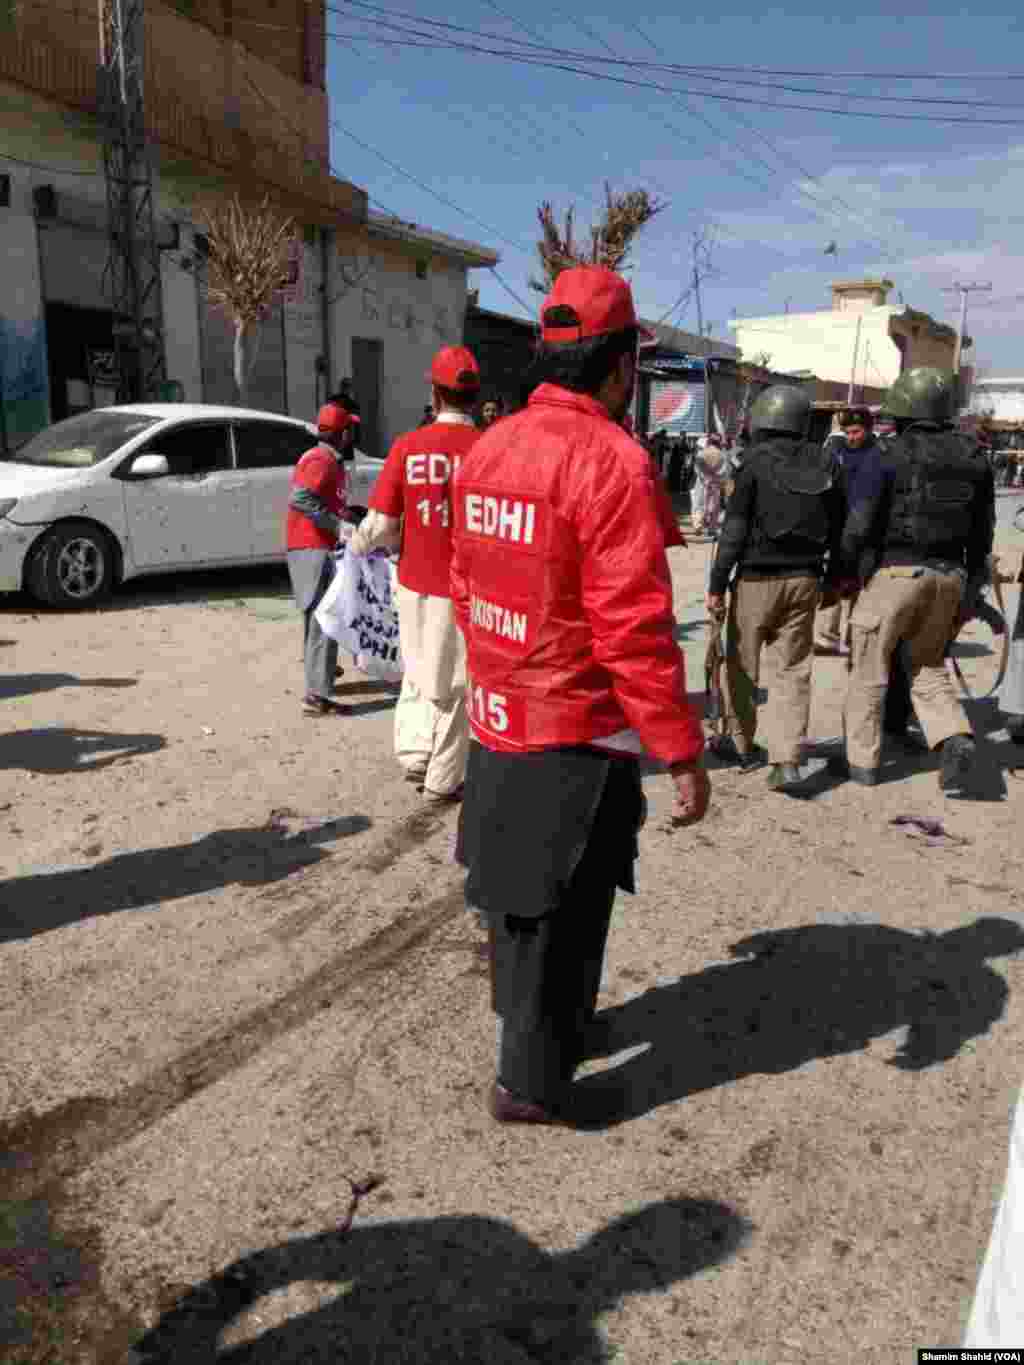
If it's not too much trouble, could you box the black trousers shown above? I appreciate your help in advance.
[491,827,619,1106]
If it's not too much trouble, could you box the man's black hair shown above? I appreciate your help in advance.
[534,326,638,396]
[840,406,872,429]
[434,383,479,414]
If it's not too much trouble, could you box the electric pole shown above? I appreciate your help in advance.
[944,280,991,408]
[98,0,167,401]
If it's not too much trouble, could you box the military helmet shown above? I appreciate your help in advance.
[749,385,813,439]
[882,367,956,424]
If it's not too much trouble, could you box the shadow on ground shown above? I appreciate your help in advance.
[131,1199,749,1363]
[0,815,372,945]
[0,727,165,774]
[0,675,138,701]
[574,917,1024,1128]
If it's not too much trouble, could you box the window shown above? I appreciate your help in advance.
[136,424,232,477]
[234,421,311,471]
[12,411,159,468]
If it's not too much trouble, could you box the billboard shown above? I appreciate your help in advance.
[649,379,706,436]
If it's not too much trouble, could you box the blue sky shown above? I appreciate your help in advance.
[326,0,1024,374]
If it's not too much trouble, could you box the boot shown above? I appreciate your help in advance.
[938,735,975,793]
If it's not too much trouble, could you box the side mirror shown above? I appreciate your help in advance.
[130,453,170,478]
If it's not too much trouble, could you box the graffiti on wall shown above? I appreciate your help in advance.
[0,317,49,449]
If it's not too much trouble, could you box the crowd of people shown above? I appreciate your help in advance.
[281,262,1022,1135]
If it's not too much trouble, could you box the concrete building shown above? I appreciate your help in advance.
[0,0,496,454]
[969,376,1024,426]
[729,279,963,404]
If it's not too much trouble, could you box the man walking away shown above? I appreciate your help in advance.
[452,265,709,1126]
[814,407,882,655]
[838,367,995,792]
[350,346,482,800]
[286,403,359,718]
[706,385,844,793]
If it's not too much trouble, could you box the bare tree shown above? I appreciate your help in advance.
[195,194,297,404]
[531,184,663,293]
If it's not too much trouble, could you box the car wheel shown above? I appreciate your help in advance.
[27,521,116,609]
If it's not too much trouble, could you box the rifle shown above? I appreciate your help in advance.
[703,537,728,748]
[948,553,1010,700]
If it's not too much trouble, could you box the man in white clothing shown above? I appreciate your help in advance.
[349,346,482,799]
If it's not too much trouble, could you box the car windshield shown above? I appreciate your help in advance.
[7,412,160,468]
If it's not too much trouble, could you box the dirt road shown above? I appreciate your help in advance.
[1,526,1023,1364]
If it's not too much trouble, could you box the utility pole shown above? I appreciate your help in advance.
[944,280,991,408]
[847,314,863,403]
[98,0,167,401]
[693,260,704,356]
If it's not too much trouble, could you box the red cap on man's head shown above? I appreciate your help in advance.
[541,265,651,344]
[317,402,360,437]
[430,345,480,393]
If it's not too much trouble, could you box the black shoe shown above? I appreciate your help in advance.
[712,736,767,772]
[491,1084,562,1126]
[939,735,975,792]
[766,762,802,792]
[826,756,879,785]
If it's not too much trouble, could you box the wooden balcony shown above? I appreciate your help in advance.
[0,29,365,225]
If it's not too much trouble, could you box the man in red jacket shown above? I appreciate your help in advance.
[286,402,359,717]
[451,265,710,1126]
[350,345,482,798]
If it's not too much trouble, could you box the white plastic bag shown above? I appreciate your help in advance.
[315,546,403,681]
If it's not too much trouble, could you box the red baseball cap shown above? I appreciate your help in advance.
[430,345,480,392]
[541,265,652,343]
[317,402,360,437]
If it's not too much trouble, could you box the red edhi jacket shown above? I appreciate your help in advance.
[450,383,704,766]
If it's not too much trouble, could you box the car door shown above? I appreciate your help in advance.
[233,419,314,558]
[119,422,250,569]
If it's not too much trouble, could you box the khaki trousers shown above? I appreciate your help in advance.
[815,598,845,648]
[723,574,819,763]
[844,566,970,772]
[395,676,469,795]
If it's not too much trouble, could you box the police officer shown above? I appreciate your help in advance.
[452,264,709,1126]
[838,367,995,791]
[706,385,844,793]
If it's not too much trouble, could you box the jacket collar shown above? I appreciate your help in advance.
[528,383,617,423]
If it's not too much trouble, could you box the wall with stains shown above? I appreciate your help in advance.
[329,235,469,457]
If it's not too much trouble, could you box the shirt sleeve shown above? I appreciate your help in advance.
[966,460,996,584]
[708,464,756,596]
[288,484,340,534]
[368,442,407,517]
[350,509,402,556]
[577,462,704,767]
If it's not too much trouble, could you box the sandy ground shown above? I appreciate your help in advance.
[1,497,1024,1364]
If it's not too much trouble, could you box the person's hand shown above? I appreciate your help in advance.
[670,762,711,827]
[706,592,726,621]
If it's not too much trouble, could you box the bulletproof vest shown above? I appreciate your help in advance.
[752,437,834,545]
[886,427,984,553]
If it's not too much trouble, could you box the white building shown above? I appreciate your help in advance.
[729,279,962,398]
[969,377,1024,425]
[0,2,497,456]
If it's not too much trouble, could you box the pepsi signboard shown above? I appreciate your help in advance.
[649,379,706,436]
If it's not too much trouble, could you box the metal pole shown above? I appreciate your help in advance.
[848,315,862,404]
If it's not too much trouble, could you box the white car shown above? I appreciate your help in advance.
[0,404,385,608]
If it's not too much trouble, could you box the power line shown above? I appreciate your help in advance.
[0,150,102,179]
[325,10,1024,124]
[487,266,537,318]
[328,119,533,255]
